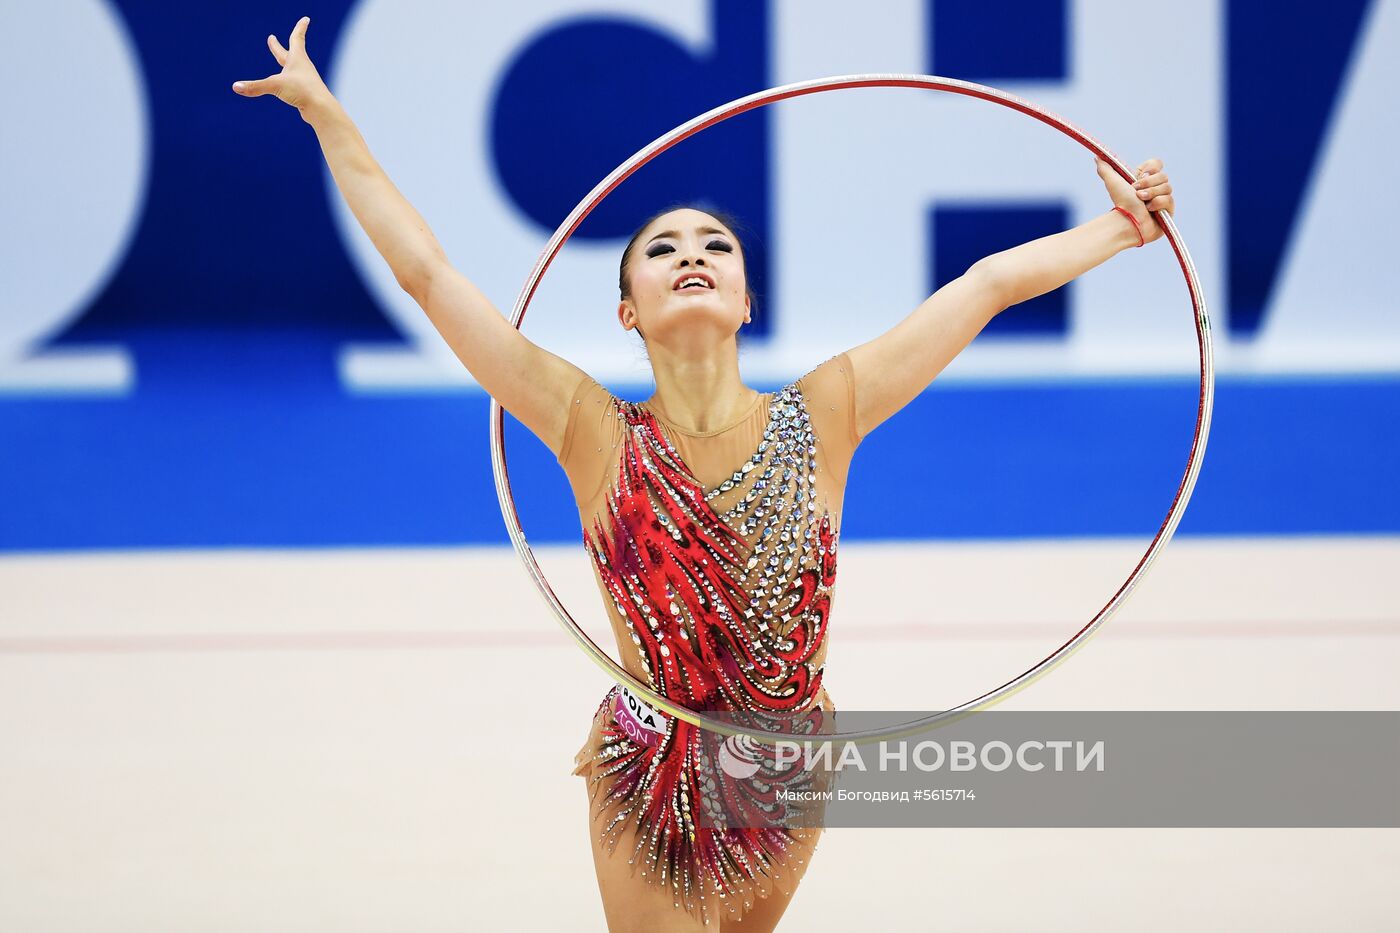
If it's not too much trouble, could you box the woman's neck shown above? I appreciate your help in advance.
[645,342,755,433]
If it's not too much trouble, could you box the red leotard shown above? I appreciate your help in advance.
[558,353,862,926]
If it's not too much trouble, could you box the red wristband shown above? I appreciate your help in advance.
[1113,205,1145,248]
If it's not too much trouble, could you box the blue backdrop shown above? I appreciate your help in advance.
[1,0,1395,552]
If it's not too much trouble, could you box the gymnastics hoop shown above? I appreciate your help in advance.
[490,74,1213,746]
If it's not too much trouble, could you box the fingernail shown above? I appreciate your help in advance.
[233,82,245,91]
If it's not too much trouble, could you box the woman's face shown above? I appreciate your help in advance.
[618,209,750,346]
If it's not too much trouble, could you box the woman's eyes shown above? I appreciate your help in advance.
[646,240,732,257]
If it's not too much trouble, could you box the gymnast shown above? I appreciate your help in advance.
[234,17,1175,931]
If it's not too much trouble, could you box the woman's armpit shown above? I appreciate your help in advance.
[555,371,594,464]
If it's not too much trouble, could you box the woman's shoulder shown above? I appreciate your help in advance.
[557,373,628,506]
[795,351,862,450]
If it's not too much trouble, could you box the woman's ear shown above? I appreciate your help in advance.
[619,300,647,341]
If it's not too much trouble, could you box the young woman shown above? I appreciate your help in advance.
[235,17,1176,932]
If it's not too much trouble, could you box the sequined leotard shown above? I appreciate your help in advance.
[556,352,863,926]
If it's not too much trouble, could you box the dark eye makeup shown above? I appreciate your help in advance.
[645,239,732,258]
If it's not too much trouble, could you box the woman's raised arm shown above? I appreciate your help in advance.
[232,17,587,457]
[844,157,1176,440]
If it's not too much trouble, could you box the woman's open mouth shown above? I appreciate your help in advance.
[672,273,715,291]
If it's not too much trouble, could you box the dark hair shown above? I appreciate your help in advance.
[617,202,759,342]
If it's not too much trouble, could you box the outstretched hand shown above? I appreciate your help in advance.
[1095,156,1175,246]
[231,16,331,120]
